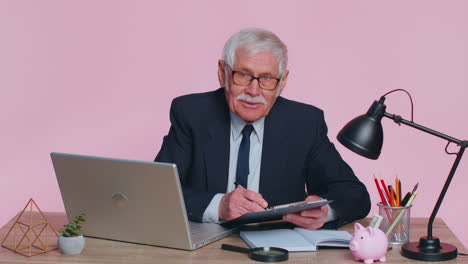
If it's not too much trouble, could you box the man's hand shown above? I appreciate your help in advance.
[219,187,268,221]
[282,195,328,230]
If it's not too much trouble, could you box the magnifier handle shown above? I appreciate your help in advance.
[221,244,252,254]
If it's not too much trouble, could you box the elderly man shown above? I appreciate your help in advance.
[156,28,370,229]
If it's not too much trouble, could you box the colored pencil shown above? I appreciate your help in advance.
[386,191,418,236]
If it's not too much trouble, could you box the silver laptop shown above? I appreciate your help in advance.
[51,152,235,250]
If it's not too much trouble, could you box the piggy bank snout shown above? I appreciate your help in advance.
[349,240,358,251]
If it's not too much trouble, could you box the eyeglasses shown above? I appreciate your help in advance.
[227,66,281,91]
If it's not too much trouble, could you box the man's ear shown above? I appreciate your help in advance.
[276,69,289,96]
[217,60,226,87]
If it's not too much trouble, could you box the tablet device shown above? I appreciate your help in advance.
[221,199,332,227]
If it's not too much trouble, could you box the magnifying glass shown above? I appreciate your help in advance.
[221,244,288,262]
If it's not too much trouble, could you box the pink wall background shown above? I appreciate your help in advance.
[1,1,467,248]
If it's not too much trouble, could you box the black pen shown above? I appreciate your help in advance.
[411,183,419,194]
[402,183,419,205]
[401,192,411,205]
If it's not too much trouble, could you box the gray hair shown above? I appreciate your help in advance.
[222,28,288,76]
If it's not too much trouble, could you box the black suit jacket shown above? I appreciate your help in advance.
[155,88,370,228]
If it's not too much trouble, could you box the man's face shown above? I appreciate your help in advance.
[218,50,289,123]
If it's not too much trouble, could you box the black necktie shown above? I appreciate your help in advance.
[235,125,254,188]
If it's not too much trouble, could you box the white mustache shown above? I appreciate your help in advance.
[236,94,266,105]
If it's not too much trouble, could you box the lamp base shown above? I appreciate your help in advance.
[401,236,458,261]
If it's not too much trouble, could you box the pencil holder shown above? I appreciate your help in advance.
[377,203,412,244]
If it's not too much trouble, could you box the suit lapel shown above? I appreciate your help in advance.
[259,98,289,205]
[204,91,231,193]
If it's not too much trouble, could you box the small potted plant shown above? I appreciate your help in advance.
[57,212,86,254]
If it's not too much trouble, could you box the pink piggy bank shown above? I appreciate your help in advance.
[349,223,388,264]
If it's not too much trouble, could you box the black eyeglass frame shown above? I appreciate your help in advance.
[231,71,281,91]
[224,64,282,91]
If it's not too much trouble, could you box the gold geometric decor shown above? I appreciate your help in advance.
[1,198,58,256]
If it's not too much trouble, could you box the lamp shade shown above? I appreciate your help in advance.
[337,99,387,160]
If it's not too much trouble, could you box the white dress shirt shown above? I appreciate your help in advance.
[202,113,336,223]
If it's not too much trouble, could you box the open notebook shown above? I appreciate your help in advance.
[240,228,352,252]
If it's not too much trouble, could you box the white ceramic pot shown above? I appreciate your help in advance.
[58,235,85,255]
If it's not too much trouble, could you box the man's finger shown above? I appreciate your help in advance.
[241,199,266,213]
[300,208,322,218]
[283,213,323,230]
[305,195,322,202]
[283,213,310,226]
[242,189,268,208]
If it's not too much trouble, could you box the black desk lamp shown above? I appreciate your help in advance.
[337,89,467,261]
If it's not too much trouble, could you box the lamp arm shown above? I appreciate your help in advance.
[383,112,468,239]
[425,146,466,238]
[383,112,462,145]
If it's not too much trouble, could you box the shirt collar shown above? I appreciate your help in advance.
[230,112,265,143]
